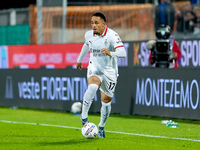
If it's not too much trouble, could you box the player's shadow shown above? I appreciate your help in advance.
[38,138,96,146]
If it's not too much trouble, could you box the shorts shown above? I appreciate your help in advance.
[87,63,117,97]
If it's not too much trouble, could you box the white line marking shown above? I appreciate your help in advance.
[0,120,200,142]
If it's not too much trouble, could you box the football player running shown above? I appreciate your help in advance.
[77,11,126,138]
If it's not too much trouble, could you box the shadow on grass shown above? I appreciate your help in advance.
[38,138,97,146]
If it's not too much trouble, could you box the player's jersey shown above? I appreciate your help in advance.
[84,26,124,74]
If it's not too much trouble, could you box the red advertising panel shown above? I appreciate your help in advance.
[8,44,89,69]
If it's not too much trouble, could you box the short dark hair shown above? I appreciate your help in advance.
[92,11,107,22]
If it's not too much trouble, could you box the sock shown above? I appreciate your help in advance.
[99,101,111,127]
[81,84,98,119]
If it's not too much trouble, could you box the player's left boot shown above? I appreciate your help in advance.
[80,115,89,126]
[98,126,105,138]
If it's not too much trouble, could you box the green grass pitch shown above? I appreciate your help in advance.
[0,107,200,150]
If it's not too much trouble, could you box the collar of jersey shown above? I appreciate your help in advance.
[93,26,108,37]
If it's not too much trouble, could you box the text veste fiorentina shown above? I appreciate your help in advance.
[17,77,97,101]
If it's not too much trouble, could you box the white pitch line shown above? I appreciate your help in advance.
[0,120,200,142]
[107,131,200,142]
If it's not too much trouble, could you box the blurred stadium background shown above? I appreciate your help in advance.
[0,0,193,45]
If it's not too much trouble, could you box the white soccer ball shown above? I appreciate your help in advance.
[81,123,98,139]
[71,102,82,114]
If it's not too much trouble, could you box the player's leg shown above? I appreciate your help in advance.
[81,76,100,126]
[98,92,112,138]
[98,74,117,138]
[99,92,112,127]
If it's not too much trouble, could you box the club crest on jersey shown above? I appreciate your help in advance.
[104,39,108,46]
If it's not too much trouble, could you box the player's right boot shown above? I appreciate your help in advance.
[98,126,105,138]
[80,115,89,126]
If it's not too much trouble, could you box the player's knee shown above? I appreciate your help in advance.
[101,97,112,103]
[88,84,98,93]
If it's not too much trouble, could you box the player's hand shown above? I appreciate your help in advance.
[101,48,111,56]
[77,63,82,70]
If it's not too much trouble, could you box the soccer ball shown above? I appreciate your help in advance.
[81,123,98,139]
[71,102,82,114]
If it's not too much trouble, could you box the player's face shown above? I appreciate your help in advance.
[91,16,106,36]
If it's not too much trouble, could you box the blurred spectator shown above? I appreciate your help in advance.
[190,0,200,6]
[193,5,200,36]
[155,0,175,32]
[175,7,184,32]
[183,10,196,33]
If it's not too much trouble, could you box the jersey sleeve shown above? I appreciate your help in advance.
[110,32,124,49]
[77,32,90,63]
[84,31,90,46]
[110,46,126,58]
[109,31,125,57]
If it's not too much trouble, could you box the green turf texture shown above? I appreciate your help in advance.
[0,107,200,150]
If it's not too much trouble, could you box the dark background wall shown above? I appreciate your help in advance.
[1,68,200,120]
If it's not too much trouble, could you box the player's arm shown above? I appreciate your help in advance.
[77,43,89,70]
[102,32,126,58]
[111,46,126,58]
[101,46,126,58]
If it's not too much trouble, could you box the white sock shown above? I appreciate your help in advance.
[99,101,111,127]
[81,84,98,119]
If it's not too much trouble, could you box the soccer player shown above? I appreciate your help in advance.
[76,11,126,138]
